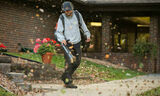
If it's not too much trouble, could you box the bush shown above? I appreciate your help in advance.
[133,40,157,58]
[132,40,157,69]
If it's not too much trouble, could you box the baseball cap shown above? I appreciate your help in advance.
[62,1,74,11]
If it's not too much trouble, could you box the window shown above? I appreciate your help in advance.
[111,17,150,53]
[84,22,102,52]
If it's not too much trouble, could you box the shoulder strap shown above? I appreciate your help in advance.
[74,10,81,27]
[59,14,67,40]
[59,14,65,33]
[74,10,85,36]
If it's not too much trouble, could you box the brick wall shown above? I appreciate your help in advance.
[150,16,160,73]
[101,15,112,57]
[83,52,150,72]
[106,53,150,72]
[0,1,58,51]
[158,16,160,73]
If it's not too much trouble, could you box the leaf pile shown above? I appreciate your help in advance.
[0,73,25,96]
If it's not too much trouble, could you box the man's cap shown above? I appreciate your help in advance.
[62,1,74,11]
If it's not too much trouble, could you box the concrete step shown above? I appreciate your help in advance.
[0,63,11,73]
[16,83,32,91]
[32,84,61,91]
[7,72,24,83]
[0,56,11,63]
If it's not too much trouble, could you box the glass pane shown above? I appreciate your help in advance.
[111,17,150,53]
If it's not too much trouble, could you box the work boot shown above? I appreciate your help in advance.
[65,84,77,88]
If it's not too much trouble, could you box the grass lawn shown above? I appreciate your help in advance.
[137,86,160,96]
[4,52,145,81]
[0,87,16,96]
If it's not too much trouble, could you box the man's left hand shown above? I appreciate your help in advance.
[86,38,91,42]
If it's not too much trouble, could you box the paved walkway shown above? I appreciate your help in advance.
[26,74,160,96]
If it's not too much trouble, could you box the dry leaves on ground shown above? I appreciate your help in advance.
[0,73,25,96]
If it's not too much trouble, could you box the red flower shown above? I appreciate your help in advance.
[0,43,6,48]
[42,38,48,43]
[46,38,51,42]
[36,38,41,42]
[35,43,40,46]
[56,44,60,47]
[34,37,58,55]
[52,40,57,44]
[34,44,41,53]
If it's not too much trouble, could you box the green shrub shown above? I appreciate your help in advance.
[133,40,157,58]
[132,40,157,68]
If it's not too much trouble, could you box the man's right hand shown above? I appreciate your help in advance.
[61,40,67,45]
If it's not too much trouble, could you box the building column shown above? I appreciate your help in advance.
[101,15,112,58]
[149,16,160,73]
[157,16,160,73]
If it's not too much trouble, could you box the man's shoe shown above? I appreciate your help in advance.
[65,84,77,88]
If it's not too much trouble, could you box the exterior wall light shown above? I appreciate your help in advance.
[90,22,102,27]
[137,24,149,27]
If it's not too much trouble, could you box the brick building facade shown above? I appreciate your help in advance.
[0,0,58,51]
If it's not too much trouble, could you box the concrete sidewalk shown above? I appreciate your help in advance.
[26,74,160,96]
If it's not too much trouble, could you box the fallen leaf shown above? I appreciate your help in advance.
[127,92,130,96]
[61,89,66,94]
[98,92,102,94]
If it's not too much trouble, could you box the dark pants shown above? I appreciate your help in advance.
[61,42,81,84]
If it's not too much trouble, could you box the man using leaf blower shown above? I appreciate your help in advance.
[55,1,91,88]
